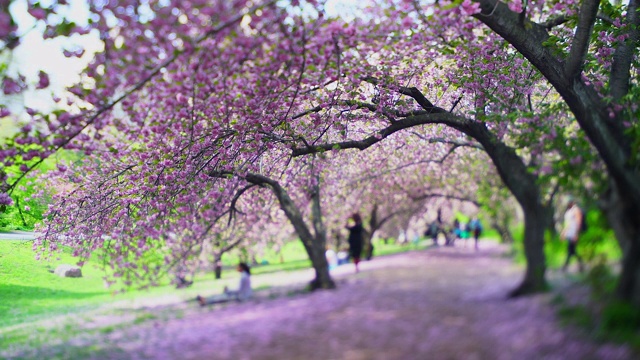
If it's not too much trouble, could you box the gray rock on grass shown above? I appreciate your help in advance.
[54,264,83,278]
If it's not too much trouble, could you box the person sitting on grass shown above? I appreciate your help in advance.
[197,262,252,306]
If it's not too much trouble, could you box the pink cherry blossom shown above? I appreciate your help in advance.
[36,71,50,89]
[460,0,481,15]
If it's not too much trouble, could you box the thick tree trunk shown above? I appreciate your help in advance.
[243,173,335,290]
[364,205,404,259]
[211,238,242,280]
[364,205,379,260]
[308,178,336,290]
[281,196,335,290]
[602,182,640,304]
[281,206,335,290]
[509,207,548,297]
[304,236,335,290]
[618,236,640,304]
[467,122,548,296]
[362,228,373,259]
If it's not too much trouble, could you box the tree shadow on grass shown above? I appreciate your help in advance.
[0,283,104,300]
[250,259,312,276]
[0,284,105,328]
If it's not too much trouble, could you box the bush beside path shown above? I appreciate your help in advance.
[2,243,634,359]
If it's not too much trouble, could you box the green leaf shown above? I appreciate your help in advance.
[56,21,77,37]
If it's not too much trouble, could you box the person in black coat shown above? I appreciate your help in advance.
[346,213,364,273]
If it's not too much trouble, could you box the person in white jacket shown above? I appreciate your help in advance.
[197,262,252,306]
[561,200,584,272]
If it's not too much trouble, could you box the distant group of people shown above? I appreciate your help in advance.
[335,211,487,272]
[425,211,484,250]
[424,199,587,272]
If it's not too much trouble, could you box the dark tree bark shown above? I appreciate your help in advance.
[242,173,335,290]
[465,122,549,296]
[472,0,640,305]
[601,180,640,302]
[308,176,336,289]
[363,204,379,260]
[211,237,242,280]
[362,204,405,260]
[492,222,515,244]
[214,260,222,279]
[16,198,28,228]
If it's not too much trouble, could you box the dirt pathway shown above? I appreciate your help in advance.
[7,243,635,359]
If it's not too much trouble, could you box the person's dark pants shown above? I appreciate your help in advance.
[563,240,584,271]
[474,230,481,250]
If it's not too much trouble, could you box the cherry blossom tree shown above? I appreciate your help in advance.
[20,0,549,296]
[459,0,640,304]
[5,0,638,302]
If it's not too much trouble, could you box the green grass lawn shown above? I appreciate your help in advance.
[1,240,106,328]
[0,240,177,328]
[0,240,300,329]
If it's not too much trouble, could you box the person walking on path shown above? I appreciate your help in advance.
[447,219,460,246]
[197,263,252,306]
[346,213,364,273]
[469,217,483,251]
[425,220,440,246]
[561,200,584,272]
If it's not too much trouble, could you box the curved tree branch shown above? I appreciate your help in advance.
[540,15,570,29]
[362,76,447,113]
[423,136,484,150]
[409,192,481,207]
[291,112,472,156]
[565,0,601,79]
